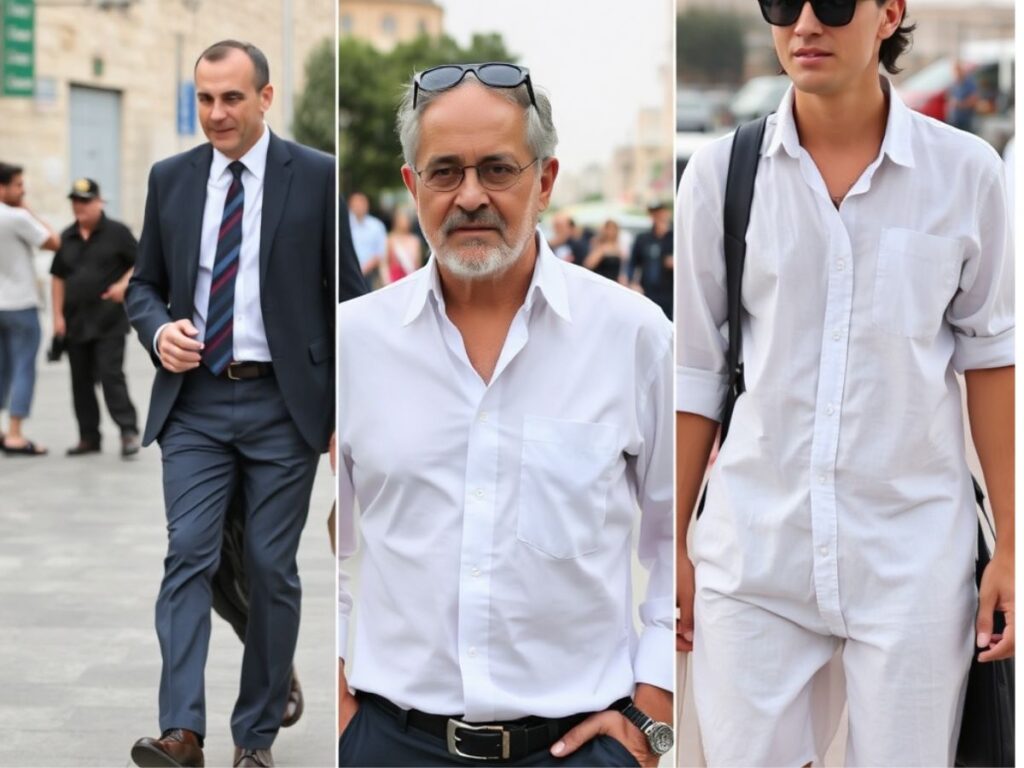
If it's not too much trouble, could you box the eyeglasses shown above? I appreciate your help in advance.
[758,0,864,27]
[413,62,536,110]
[413,158,539,192]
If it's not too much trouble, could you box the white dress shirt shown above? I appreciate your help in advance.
[338,235,674,721]
[189,126,271,361]
[677,79,1013,766]
[677,77,1012,641]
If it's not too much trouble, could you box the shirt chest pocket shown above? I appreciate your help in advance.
[517,416,619,560]
[872,228,964,340]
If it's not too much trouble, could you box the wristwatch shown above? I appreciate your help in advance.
[618,700,675,756]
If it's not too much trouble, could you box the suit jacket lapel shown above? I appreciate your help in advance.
[260,132,293,287]
[184,144,213,306]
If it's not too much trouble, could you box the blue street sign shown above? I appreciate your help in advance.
[177,80,195,135]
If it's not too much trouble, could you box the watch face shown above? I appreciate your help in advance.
[647,722,675,755]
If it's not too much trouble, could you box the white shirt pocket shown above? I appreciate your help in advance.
[872,227,963,340]
[517,415,618,559]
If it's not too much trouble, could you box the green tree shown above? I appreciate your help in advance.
[293,38,335,152]
[677,8,746,86]
[339,32,516,202]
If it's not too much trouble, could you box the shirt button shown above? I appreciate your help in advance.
[471,567,481,577]
[836,259,845,271]
[826,404,835,415]
[819,546,829,556]
[468,647,477,657]
[832,329,841,341]
[479,411,489,422]
[818,474,827,483]
[474,488,484,499]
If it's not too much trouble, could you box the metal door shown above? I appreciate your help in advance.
[69,85,122,217]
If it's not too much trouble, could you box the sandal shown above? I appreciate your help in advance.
[2,439,48,456]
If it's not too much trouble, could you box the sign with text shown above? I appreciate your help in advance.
[1,0,34,97]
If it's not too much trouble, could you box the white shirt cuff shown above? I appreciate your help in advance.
[953,326,1015,373]
[633,624,675,694]
[675,365,728,420]
[153,321,172,361]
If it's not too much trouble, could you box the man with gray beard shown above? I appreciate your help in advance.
[336,63,675,767]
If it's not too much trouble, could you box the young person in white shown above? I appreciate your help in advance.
[0,163,60,455]
[337,71,673,766]
[675,1,1014,765]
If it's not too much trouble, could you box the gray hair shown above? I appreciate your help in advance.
[396,73,558,168]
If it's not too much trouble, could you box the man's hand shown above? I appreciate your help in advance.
[551,685,671,767]
[677,552,695,653]
[329,431,337,474]
[101,280,128,303]
[977,550,1015,662]
[158,319,204,373]
[53,314,66,337]
[338,660,360,736]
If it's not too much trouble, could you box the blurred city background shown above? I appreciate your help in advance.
[340,0,676,317]
[675,0,1015,183]
[0,1,336,764]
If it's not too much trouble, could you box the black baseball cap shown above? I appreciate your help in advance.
[68,178,100,201]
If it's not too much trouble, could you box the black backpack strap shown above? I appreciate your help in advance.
[720,114,768,443]
[696,116,768,518]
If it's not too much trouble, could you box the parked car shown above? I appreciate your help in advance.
[729,75,791,124]
[898,39,1014,149]
[677,88,733,132]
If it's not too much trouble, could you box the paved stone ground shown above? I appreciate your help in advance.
[0,327,335,767]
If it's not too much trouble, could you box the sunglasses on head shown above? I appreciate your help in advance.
[412,62,536,110]
[758,0,866,27]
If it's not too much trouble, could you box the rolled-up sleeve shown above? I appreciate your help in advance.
[675,144,731,418]
[949,160,1014,372]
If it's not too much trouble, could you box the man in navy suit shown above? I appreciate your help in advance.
[125,40,334,768]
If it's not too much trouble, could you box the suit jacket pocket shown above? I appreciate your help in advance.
[308,336,331,364]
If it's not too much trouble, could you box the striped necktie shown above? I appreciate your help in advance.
[202,160,245,375]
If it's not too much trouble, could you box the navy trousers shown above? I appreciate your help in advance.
[338,694,642,767]
[155,366,317,748]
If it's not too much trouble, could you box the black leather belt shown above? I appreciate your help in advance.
[223,361,273,380]
[360,692,630,761]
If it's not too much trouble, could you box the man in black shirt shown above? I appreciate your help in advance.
[628,202,673,320]
[50,178,140,457]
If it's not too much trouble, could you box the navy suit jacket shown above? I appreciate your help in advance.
[126,132,336,451]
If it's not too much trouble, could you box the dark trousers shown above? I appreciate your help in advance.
[66,335,138,443]
[155,367,318,748]
[338,694,641,767]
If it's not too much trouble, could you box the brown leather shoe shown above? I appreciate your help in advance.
[281,669,303,728]
[233,747,274,767]
[131,729,204,767]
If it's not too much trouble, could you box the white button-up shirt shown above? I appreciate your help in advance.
[676,80,1013,632]
[191,125,271,361]
[338,235,674,721]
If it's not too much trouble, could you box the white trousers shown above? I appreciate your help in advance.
[691,585,974,767]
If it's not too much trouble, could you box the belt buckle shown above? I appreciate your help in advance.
[226,362,242,381]
[446,718,510,761]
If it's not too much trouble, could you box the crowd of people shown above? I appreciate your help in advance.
[0,163,139,459]
[346,190,674,320]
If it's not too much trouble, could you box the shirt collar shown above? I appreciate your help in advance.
[210,123,270,183]
[401,229,572,327]
[766,77,916,169]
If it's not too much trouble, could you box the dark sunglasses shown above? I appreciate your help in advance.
[412,62,536,109]
[758,0,865,27]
